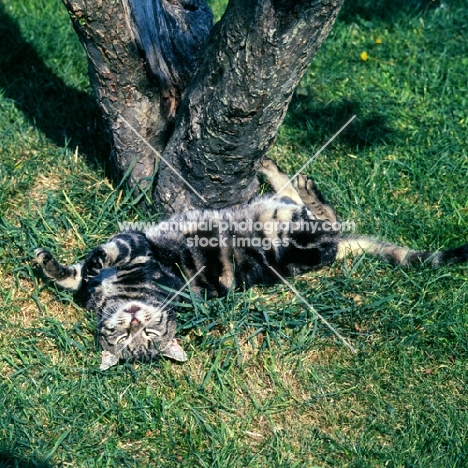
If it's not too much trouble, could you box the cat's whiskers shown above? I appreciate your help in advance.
[121,266,206,353]
[95,302,121,320]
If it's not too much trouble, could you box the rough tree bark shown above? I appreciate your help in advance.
[63,0,344,212]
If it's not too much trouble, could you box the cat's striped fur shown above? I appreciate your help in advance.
[35,158,468,369]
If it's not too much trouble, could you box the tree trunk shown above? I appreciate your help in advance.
[62,0,212,197]
[63,0,343,212]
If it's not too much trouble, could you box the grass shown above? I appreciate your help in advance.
[1,0,468,466]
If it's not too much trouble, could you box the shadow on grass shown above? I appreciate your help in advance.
[285,97,400,149]
[0,3,109,165]
[0,448,52,468]
[338,0,442,23]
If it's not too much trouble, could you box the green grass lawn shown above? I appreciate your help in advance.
[1,0,468,466]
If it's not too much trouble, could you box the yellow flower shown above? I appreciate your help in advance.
[376,37,382,44]
[360,51,369,61]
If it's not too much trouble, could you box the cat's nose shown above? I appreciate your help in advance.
[130,317,141,330]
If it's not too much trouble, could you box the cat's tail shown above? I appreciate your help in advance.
[337,236,468,267]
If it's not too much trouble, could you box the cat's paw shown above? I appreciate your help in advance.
[293,174,317,195]
[258,157,281,177]
[84,246,107,278]
[34,248,53,267]
[34,248,63,278]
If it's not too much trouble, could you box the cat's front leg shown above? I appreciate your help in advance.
[83,246,109,278]
[35,248,83,291]
[82,232,150,278]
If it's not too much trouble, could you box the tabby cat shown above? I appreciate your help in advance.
[35,159,468,370]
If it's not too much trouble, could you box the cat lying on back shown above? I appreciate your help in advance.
[35,158,468,370]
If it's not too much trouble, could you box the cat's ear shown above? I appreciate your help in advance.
[100,350,119,370]
[161,339,188,362]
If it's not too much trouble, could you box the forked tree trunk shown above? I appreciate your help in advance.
[63,0,344,213]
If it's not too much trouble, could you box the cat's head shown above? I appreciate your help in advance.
[96,299,187,370]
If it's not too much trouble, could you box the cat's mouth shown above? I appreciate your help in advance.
[117,302,156,331]
[124,304,145,331]
[125,304,141,315]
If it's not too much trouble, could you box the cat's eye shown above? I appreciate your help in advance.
[115,334,129,344]
[145,328,161,337]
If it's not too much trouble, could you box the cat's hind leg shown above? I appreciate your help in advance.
[292,174,338,223]
[35,248,83,291]
[259,158,338,223]
[259,158,303,204]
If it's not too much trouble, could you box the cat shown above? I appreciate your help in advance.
[34,158,468,370]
